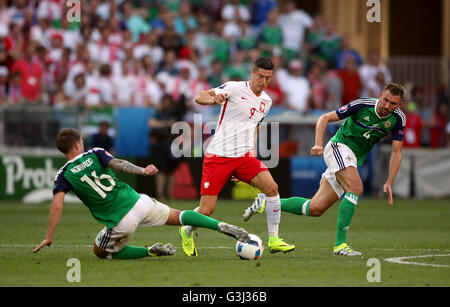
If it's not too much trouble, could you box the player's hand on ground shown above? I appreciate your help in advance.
[383,183,393,206]
[33,238,52,253]
[311,145,324,156]
[214,93,227,105]
[143,165,158,176]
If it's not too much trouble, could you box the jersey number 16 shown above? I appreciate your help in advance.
[80,171,116,198]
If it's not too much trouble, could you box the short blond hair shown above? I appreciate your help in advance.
[383,83,406,101]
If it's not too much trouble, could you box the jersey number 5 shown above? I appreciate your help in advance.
[80,171,116,198]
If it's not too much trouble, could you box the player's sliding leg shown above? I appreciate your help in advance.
[177,210,250,243]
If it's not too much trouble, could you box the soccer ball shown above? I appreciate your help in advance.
[236,234,264,260]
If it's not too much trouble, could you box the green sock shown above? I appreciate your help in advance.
[335,192,359,247]
[180,210,220,230]
[111,245,149,259]
[281,197,310,216]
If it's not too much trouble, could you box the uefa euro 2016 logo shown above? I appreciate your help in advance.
[66,0,81,23]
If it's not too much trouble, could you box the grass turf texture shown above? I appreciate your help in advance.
[0,199,449,287]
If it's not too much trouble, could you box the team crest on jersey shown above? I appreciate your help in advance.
[384,121,391,128]
[339,105,348,113]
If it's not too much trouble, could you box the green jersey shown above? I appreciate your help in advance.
[53,148,140,229]
[331,98,406,166]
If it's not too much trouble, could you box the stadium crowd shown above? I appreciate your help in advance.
[0,0,449,150]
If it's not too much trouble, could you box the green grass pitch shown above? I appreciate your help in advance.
[0,198,449,287]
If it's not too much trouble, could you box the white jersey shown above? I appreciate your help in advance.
[206,81,272,157]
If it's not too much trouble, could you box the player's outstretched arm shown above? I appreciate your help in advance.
[33,192,65,253]
[108,158,158,176]
[195,90,227,105]
[311,111,340,156]
[384,140,403,206]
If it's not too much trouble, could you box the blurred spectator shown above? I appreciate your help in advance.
[366,70,386,98]
[304,15,325,52]
[134,59,163,108]
[307,63,327,110]
[207,19,231,65]
[223,49,250,81]
[359,49,392,97]
[314,22,340,66]
[403,101,424,148]
[148,94,180,200]
[166,64,193,103]
[112,60,135,107]
[98,63,115,106]
[236,19,256,51]
[184,66,213,123]
[258,9,283,58]
[133,32,165,70]
[323,62,342,110]
[173,2,197,35]
[250,0,278,34]
[158,18,183,54]
[63,72,88,106]
[222,0,250,23]
[8,70,22,103]
[88,27,120,64]
[121,1,150,43]
[0,65,8,103]
[278,1,312,60]
[87,121,115,154]
[193,16,212,68]
[279,59,311,114]
[333,35,362,70]
[156,49,180,77]
[430,102,448,148]
[10,42,43,103]
[337,54,362,105]
[207,59,224,88]
[264,72,285,109]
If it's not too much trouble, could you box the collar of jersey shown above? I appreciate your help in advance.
[374,99,390,119]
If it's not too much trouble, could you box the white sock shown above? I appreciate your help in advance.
[265,194,281,237]
[184,207,200,236]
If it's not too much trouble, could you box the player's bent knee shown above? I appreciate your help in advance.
[198,207,215,216]
[262,182,278,197]
[309,205,326,217]
[349,185,363,196]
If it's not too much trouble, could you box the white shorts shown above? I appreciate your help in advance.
[95,194,170,256]
[321,141,358,198]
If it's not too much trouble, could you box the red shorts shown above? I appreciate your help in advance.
[200,153,269,196]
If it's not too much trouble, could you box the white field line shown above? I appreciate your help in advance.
[1,244,450,252]
[384,254,450,268]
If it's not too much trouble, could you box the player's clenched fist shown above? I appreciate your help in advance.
[213,93,227,105]
[311,145,324,156]
[142,164,158,176]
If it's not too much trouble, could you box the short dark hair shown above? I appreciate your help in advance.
[253,57,274,72]
[56,129,81,154]
[383,83,406,101]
